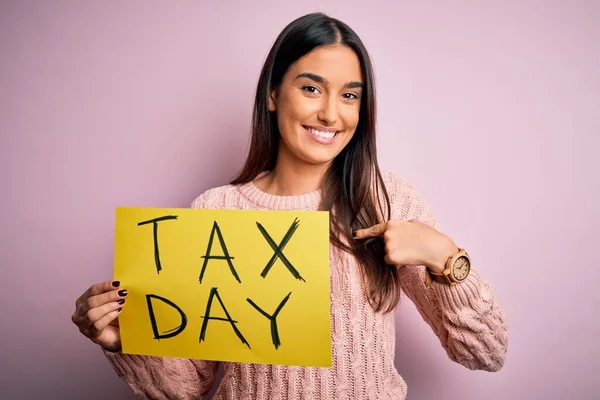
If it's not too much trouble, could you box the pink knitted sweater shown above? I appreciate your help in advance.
[104,172,508,399]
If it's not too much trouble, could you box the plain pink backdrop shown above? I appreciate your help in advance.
[2,1,598,399]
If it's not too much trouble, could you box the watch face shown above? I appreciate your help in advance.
[452,256,470,281]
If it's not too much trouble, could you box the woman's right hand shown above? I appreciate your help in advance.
[71,280,128,352]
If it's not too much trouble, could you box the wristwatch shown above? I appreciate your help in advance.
[425,248,471,287]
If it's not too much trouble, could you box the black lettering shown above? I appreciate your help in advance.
[199,221,241,284]
[247,292,292,350]
[146,294,187,340]
[256,218,305,281]
[200,287,250,349]
[138,215,178,274]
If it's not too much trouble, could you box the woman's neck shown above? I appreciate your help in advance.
[254,157,329,196]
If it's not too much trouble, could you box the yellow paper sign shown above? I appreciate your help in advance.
[113,207,331,367]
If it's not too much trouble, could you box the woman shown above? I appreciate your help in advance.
[71,12,507,399]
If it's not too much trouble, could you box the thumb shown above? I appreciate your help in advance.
[353,222,387,240]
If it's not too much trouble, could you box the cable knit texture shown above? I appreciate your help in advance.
[103,172,508,399]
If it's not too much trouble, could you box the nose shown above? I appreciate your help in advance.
[317,95,338,125]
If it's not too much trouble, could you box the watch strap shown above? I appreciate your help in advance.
[424,248,467,287]
[425,269,456,287]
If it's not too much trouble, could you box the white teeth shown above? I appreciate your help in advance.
[307,127,336,139]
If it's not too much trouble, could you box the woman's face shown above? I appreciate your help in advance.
[269,45,363,167]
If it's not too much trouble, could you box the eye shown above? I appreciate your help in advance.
[343,92,359,100]
[302,85,321,95]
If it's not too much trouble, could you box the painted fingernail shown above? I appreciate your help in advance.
[116,308,122,312]
[118,289,128,297]
[117,299,125,305]
[112,281,120,288]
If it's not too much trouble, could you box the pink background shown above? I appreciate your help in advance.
[2,1,598,398]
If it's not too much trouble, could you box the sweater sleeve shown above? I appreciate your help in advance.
[102,189,223,399]
[385,173,508,372]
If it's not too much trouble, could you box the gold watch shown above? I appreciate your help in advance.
[425,248,471,287]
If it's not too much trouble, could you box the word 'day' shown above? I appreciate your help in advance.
[113,207,331,367]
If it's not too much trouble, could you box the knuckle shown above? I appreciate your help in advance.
[83,309,95,325]
[84,297,95,311]
[91,321,102,334]
[386,248,393,260]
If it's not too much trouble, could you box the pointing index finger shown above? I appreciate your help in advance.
[353,222,387,239]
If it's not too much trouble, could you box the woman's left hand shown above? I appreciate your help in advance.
[353,220,458,274]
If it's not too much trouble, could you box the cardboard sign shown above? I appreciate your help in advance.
[113,207,331,367]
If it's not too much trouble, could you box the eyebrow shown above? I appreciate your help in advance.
[295,72,364,89]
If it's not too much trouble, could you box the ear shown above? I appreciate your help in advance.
[268,88,277,112]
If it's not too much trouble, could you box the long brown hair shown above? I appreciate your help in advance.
[231,13,398,313]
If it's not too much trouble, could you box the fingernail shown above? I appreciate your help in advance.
[118,289,128,297]
[117,299,125,305]
[112,281,120,288]
[116,308,122,312]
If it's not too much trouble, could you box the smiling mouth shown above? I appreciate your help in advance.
[303,126,339,139]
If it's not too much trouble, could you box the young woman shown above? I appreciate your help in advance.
[71,12,508,399]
